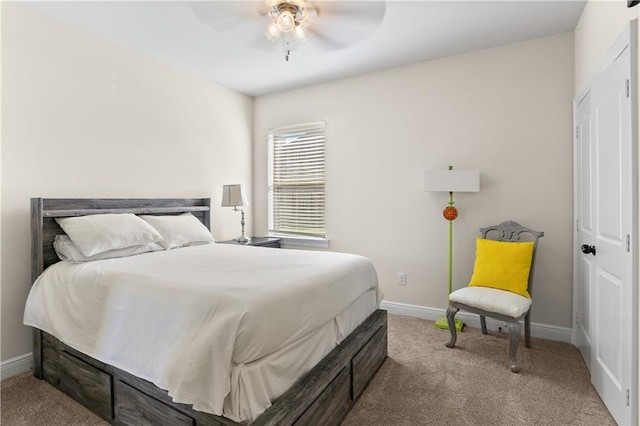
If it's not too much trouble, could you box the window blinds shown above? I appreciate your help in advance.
[268,122,325,238]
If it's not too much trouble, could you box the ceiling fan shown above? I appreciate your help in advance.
[189,1,386,62]
[264,0,316,61]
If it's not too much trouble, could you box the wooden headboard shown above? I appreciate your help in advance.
[30,198,211,283]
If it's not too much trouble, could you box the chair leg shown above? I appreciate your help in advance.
[480,315,488,335]
[508,321,522,373]
[524,312,532,348]
[445,305,459,348]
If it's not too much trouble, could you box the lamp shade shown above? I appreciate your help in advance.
[422,169,480,192]
[221,184,249,207]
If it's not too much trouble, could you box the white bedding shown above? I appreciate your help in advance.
[23,243,380,422]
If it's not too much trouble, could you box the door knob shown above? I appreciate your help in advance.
[581,244,596,255]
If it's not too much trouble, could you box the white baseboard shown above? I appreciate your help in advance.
[380,300,573,343]
[1,353,33,380]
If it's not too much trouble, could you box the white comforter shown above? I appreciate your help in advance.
[23,243,379,422]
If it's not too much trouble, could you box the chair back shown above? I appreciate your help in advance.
[479,221,544,296]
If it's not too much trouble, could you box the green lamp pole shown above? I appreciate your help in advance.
[448,190,454,296]
[435,166,465,332]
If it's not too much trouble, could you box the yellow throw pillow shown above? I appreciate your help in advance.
[468,238,535,298]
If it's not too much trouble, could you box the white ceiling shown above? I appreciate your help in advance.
[25,1,587,97]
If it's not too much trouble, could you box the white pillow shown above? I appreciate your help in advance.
[55,213,164,257]
[54,235,163,262]
[140,213,214,250]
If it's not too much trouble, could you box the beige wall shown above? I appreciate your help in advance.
[574,0,638,93]
[1,4,253,361]
[254,32,575,328]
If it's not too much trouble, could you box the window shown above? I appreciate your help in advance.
[268,122,325,239]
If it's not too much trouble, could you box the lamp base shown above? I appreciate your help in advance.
[233,236,251,243]
[434,316,464,332]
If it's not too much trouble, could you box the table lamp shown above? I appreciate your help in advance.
[221,184,250,243]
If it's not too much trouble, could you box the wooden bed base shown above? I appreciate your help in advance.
[30,198,388,426]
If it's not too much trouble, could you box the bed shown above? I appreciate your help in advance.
[26,198,387,425]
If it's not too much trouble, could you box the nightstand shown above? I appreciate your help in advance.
[218,237,281,248]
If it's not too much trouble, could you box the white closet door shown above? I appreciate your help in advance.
[574,23,636,426]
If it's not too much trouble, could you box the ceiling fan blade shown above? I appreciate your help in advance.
[305,27,349,52]
[189,1,268,32]
[308,20,376,52]
[314,12,385,34]
[315,1,386,24]
[302,1,386,52]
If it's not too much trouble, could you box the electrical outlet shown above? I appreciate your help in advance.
[398,272,407,285]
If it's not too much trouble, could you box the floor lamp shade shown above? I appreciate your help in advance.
[422,169,480,193]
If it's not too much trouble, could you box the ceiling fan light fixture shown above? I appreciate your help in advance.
[265,21,280,41]
[266,0,314,61]
[294,25,308,42]
[276,10,296,32]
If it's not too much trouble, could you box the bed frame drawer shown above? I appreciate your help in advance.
[42,350,112,420]
[352,324,387,399]
[293,367,351,426]
[115,379,195,426]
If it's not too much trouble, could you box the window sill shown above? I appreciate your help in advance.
[268,234,330,249]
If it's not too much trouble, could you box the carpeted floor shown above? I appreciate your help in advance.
[1,314,615,425]
[343,315,615,425]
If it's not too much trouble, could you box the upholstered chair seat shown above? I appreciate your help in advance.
[449,287,532,319]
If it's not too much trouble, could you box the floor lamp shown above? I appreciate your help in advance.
[423,166,480,331]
